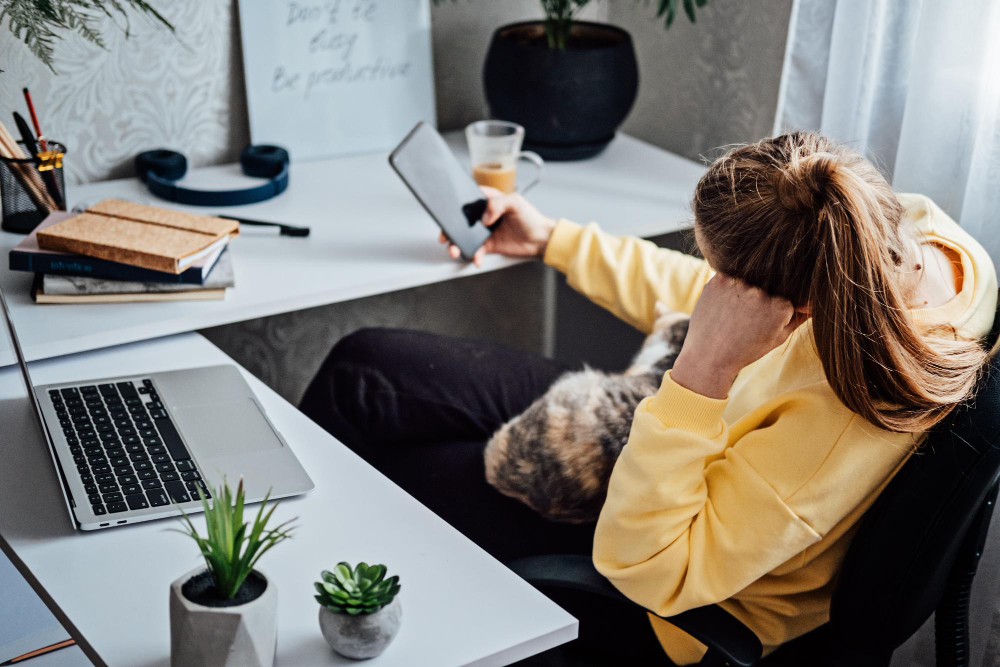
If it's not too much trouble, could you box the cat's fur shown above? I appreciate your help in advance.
[484,303,690,523]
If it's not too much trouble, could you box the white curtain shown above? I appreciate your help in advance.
[774,0,1000,267]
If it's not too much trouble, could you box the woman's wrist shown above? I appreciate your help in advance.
[670,349,740,400]
[534,216,557,257]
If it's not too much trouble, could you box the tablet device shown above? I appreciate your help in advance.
[389,122,493,261]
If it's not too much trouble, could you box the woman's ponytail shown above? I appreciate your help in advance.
[694,132,987,433]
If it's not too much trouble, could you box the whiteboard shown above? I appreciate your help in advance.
[238,0,437,161]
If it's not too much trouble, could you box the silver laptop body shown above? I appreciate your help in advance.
[1,286,314,531]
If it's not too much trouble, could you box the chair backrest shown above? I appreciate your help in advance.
[829,307,1000,655]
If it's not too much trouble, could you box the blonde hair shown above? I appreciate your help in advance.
[693,132,986,432]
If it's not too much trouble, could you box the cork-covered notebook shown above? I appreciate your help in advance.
[36,199,240,274]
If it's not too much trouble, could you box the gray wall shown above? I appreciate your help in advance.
[611,0,794,161]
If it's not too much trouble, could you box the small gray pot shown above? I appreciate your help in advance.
[318,597,402,660]
[169,567,277,667]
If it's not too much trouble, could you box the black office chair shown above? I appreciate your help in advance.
[511,310,1000,667]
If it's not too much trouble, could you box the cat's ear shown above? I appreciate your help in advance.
[654,301,669,320]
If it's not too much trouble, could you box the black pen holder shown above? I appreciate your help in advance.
[1,140,67,234]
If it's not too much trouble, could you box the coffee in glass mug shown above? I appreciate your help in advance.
[465,121,543,194]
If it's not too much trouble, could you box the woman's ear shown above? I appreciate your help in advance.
[789,304,812,329]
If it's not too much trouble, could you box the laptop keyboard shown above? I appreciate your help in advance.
[47,379,210,518]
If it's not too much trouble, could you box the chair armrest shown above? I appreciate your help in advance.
[508,554,763,667]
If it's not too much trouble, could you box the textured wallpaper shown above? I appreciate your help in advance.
[611,0,794,162]
[0,1,249,185]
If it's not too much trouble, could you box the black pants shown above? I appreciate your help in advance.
[300,328,671,665]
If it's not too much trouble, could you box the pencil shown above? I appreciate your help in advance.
[22,88,48,152]
[0,638,76,665]
[0,117,55,212]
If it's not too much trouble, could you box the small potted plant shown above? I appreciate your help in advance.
[169,480,295,667]
[315,562,402,659]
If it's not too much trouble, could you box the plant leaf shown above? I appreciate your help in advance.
[683,0,696,23]
[368,564,386,587]
[333,563,353,586]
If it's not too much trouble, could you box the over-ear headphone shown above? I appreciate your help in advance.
[135,145,290,207]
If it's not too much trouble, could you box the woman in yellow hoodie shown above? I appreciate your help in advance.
[300,132,997,664]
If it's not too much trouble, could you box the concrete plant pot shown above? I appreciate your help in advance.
[318,597,402,659]
[169,567,277,667]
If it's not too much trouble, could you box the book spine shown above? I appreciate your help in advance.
[35,235,179,274]
[9,250,204,284]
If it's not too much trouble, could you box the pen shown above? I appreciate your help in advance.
[217,215,310,237]
[0,638,76,665]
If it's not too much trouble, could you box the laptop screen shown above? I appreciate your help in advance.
[0,285,76,524]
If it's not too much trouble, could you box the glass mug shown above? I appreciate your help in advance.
[465,120,544,195]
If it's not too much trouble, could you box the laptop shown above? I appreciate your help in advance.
[0,285,314,530]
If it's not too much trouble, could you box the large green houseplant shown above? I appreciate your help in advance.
[437,0,707,160]
[1,0,173,72]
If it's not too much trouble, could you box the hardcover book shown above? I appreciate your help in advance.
[36,200,239,274]
[10,212,224,284]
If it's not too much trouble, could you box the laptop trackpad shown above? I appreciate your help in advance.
[174,400,283,458]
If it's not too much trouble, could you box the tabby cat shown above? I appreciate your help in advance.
[484,303,690,523]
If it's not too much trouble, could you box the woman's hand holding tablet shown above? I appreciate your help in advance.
[438,186,556,266]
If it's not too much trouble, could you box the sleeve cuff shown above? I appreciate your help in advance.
[646,371,728,439]
[542,219,584,273]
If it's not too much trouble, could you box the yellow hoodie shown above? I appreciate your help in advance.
[542,193,997,664]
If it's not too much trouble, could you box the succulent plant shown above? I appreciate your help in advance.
[315,562,401,615]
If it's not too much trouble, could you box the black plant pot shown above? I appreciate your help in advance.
[483,21,639,161]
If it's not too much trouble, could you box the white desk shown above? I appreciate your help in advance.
[0,334,577,666]
[0,132,704,363]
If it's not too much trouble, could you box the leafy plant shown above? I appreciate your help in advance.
[434,0,706,49]
[174,479,296,600]
[0,0,175,73]
[315,563,401,615]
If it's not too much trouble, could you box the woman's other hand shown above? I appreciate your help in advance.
[671,274,808,399]
[439,186,556,266]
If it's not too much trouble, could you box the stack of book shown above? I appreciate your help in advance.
[9,200,238,304]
